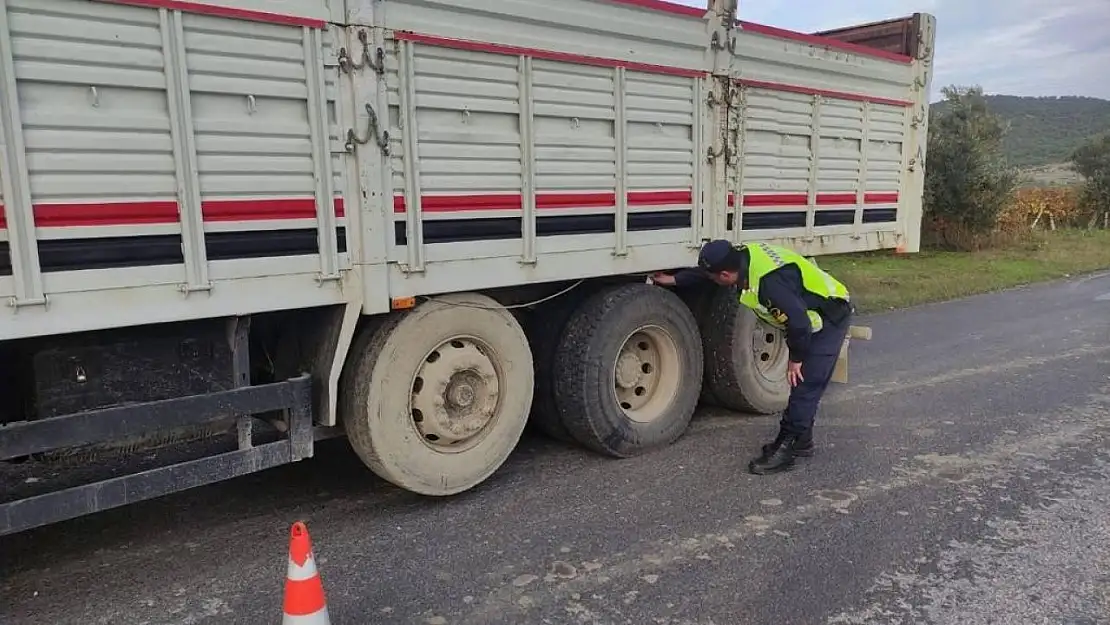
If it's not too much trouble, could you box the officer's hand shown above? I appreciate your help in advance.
[787,361,804,387]
[651,272,677,286]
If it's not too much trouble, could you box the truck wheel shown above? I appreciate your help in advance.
[698,285,790,414]
[523,288,592,443]
[675,281,726,408]
[340,293,534,496]
[553,283,703,458]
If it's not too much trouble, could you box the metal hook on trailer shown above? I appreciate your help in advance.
[345,103,390,155]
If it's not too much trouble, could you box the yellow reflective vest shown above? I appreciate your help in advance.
[737,242,850,333]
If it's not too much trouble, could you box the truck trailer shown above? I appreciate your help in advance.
[0,0,935,535]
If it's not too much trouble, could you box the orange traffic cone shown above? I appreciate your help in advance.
[282,521,331,624]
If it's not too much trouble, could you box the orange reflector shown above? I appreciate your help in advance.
[391,296,416,310]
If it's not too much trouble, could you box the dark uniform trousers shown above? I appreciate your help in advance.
[779,313,852,440]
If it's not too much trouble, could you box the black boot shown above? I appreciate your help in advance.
[762,433,814,458]
[749,430,798,475]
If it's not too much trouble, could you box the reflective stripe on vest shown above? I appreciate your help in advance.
[737,242,850,333]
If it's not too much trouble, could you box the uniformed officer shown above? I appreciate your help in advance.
[652,239,853,475]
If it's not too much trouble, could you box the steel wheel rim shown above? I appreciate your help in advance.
[613,325,682,424]
[410,336,503,454]
[751,321,789,381]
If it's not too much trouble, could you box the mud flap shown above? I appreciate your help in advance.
[831,325,872,384]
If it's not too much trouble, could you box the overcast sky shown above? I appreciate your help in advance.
[673,0,1110,101]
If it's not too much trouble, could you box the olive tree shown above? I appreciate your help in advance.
[1069,133,1110,228]
[923,86,1018,249]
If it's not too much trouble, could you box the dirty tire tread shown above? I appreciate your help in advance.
[553,283,703,458]
[524,287,597,442]
[339,313,406,475]
[699,285,789,414]
[676,282,726,409]
[339,293,534,495]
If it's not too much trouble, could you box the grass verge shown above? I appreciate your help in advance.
[818,229,1110,313]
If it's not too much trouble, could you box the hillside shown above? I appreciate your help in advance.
[930,95,1110,169]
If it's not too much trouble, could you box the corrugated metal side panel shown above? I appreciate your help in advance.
[0,0,353,342]
[532,59,615,195]
[182,14,345,226]
[739,93,906,196]
[413,45,523,197]
[625,72,695,195]
[384,33,702,263]
[186,16,316,200]
[728,23,916,243]
[742,90,811,195]
[373,0,713,297]
[867,104,909,195]
[816,98,866,193]
[12,0,178,215]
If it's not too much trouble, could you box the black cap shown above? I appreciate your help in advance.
[698,239,735,272]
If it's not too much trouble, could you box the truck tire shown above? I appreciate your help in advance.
[697,285,790,414]
[522,287,595,443]
[674,281,726,408]
[340,293,534,496]
[553,283,703,458]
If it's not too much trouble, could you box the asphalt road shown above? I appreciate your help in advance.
[3,271,1110,625]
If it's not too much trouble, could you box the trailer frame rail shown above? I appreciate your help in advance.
[0,374,314,536]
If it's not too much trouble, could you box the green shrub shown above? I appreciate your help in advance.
[923,86,1019,249]
[1069,132,1110,227]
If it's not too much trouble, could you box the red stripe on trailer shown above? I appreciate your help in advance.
[742,193,810,207]
[602,0,707,18]
[2,193,897,225]
[538,192,614,208]
[393,32,706,78]
[202,198,346,221]
[95,0,328,29]
[738,21,914,64]
[736,79,913,107]
[35,201,180,227]
[628,190,693,205]
[0,198,345,228]
[392,190,697,214]
[729,192,900,207]
[864,192,899,204]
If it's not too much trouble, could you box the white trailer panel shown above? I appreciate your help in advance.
[721,19,931,255]
[366,0,716,299]
[0,0,356,340]
[0,0,934,340]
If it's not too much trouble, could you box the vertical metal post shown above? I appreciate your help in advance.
[853,100,871,240]
[287,374,314,461]
[900,13,936,254]
[690,77,705,247]
[227,316,252,450]
[730,84,747,243]
[805,94,823,242]
[0,0,45,308]
[518,55,537,264]
[613,66,628,256]
[896,101,915,250]
[398,40,424,273]
[374,29,396,265]
[304,26,340,282]
[161,9,210,294]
